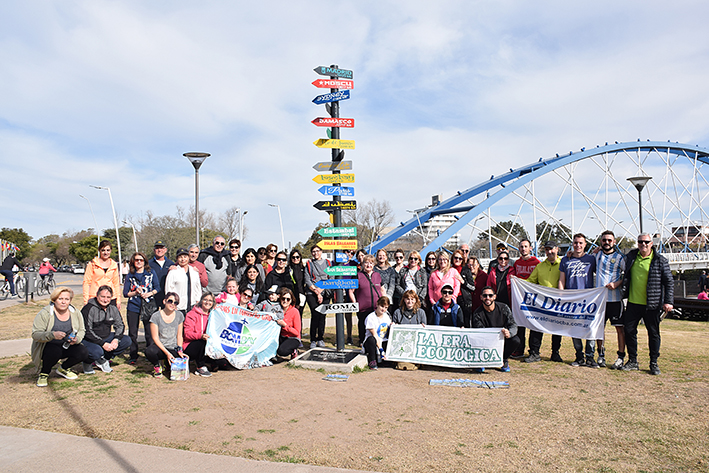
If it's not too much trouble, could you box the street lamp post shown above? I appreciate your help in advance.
[90,185,122,267]
[240,210,248,244]
[123,219,138,253]
[627,175,653,234]
[268,204,286,251]
[184,152,210,246]
[79,194,100,254]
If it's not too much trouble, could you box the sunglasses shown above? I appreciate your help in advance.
[441,290,454,295]
[481,294,495,299]
[276,257,287,262]
[453,256,462,260]
[395,255,404,259]
[242,293,253,298]
[427,257,436,261]
[165,299,176,305]
[291,255,301,259]
[637,240,651,245]
[409,257,419,261]
[215,242,225,246]
[281,297,291,301]
[134,258,144,262]
[498,257,509,261]
[230,246,240,250]
[601,239,613,243]
[269,249,277,253]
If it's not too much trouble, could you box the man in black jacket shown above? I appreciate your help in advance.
[621,233,673,375]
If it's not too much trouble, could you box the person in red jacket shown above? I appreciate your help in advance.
[183,292,216,377]
[275,288,301,359]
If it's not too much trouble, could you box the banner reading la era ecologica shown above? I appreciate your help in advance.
[385,325,504,368]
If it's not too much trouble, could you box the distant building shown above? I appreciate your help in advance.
[412,195,462,249]
[668,224,709,250]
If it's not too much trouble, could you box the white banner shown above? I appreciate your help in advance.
[205,302,281,369]
[385,325,504,368]
[510,276,607,340]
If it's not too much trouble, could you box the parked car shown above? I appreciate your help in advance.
[71,264,85,274]
[59,265,72,273]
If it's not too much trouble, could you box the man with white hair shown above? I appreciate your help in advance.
[198,236,232,294]
[621,233,673,375]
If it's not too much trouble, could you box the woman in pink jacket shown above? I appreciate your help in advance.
[428,252,461,306]
[183,292,216,377]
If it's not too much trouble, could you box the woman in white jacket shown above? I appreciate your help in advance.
[165,248,202,312]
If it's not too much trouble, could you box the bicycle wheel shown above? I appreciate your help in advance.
[0,283,8,301]
[36,281,45,296]
[47,278,56,294]
[15,276,25,295]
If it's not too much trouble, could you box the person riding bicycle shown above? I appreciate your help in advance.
[39,258,57,282]
[0,253,22,298]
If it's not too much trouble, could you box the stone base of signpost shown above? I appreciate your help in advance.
[290,348,367,372]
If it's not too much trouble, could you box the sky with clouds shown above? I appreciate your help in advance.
[2,1,708,250]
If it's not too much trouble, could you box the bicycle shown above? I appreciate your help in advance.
[0,277,9,300]
[15,272,25,296]
[36,273,56,296]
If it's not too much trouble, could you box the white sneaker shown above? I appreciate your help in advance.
[96,359,113,373]
[316,340,326,348]
[82,362,95,375]
[309,341,317,349]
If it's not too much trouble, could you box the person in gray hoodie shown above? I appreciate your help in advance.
[80,285,130,374]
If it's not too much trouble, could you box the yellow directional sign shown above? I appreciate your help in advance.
[312,173,355,184]
[313,139,355,150]
[317,239,359,250]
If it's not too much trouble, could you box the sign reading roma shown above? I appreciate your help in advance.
[385,325,504,368]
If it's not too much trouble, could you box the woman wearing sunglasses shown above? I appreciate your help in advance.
[396,251,427,305]
[183,292,216,377]
[427,252,461,310]
[145,292,185,378]
[275,288,301,360]
[288,249,306,316]
[262,251,295,302]
[486,250,516,308]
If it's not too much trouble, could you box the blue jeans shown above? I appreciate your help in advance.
[573,338,596,359]
[1,270,16,295]
[82,333,131,362]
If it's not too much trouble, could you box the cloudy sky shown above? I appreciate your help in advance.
[2,1,708,250]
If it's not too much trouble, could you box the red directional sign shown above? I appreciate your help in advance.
[311,117,355,128]
[312,79,354,90]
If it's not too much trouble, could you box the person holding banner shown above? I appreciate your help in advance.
[363,296,391,370]
[473,286,519,372]
[559,234,598,368]
[275,288,301,360]
[525,241,563,363]
[431,284,463,327]
[621,233,673,375]
[595,231,626,369]
[511,239,540,358]
[183,292,216,377]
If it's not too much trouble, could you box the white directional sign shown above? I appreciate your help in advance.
[315,302,360,314]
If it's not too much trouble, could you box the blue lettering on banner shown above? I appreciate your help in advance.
[519,290,598,321]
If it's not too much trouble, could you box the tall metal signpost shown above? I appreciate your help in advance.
[312,64,359,352]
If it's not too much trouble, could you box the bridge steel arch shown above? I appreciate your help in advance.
[367,141,709,256]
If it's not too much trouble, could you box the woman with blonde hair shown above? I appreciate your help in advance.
[32,287,88,387]
[427,252,461,308]
[397,251,428,304]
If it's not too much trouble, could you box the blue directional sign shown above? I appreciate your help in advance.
[313,66,353,79]
[318,185,355,197]
[315,279,359,290]
[312,90,351,105]
[334,252,349,263]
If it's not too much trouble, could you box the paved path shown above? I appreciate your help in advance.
[0,426,378,473]
[0,273,83,311]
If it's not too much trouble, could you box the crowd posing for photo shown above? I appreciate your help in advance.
[31,230,673,385]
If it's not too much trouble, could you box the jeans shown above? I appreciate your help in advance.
[0,270,16,295]
[528,331,562,354]
[624,302,662,363]
[82,333,131,362]
[573,338,596,359]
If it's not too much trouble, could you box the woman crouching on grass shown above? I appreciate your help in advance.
[183,292,216,377]
[31,287,89,387]
[363,296,392,370]
[275,288,301,360]
[145,292,185,378]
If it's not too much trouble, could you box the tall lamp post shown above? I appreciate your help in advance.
[79,194,100,254]
[627,175,652,234]
[90,185,122,267]
[268,203,286,251]
[240,210,248,244]
[123,219,138,253]
[184,152,210,246]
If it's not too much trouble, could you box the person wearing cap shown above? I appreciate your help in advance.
[165,248,201,312]
[198,236,232,295]
[149,240,175,308]
[430,283,463,327]
[38,258,57,282]
[472,285,519,372]
[254,284,284,319]
[525,240,563,363]
[487,242,509,273]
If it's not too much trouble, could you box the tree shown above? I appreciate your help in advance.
[217,206,247,242]
[343,198,395,249]
[477,220,527,248]
[103,227,135,260]
[293,222,330,256]
[535,220,572,245]
[70,236,99,263]
[0,228,32,261]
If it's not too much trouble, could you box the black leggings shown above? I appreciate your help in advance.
[126,310,154,359]
[277,337,300,357]
[41,343,88,374]
[145,344,179,366]
[363,337,387,364]
[184,339,211,368]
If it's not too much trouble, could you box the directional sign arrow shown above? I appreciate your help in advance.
[317,227,357,238]
[324,266,358,276]
[317,239,359,250]
[312,173,355,184]
[313,66,353,79]
[315,302,360,314]
[315,279,359,290]
[317,185,355,197]
[314,200,357,211]
[312,117,355,128]
[313,90,350,105]
[334,252,349,263]
[313,139,355,150]
[312,79,354,90]
[313,160,352,172]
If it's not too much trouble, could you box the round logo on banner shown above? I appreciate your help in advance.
[220,319,255,355]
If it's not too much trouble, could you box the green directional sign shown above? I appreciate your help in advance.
[324,265,358,277]
[317,227,357,238]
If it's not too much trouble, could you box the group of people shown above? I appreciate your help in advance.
[30,228,673,385]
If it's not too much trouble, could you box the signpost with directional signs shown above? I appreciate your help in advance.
[311,63,358,352]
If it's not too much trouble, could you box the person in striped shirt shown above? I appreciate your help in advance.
[595,230,626,369]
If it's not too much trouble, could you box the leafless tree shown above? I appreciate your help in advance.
[344,198,395,249]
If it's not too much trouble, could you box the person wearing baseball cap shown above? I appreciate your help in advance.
[430,283,463,327]
[149,240,174,308]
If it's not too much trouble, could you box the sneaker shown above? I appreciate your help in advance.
[96,358,113,373]
[500,361,511,372]
[550,351,564,363]
[153,365,163,378]
[346,337,353,345]
[368,361,378,370]
[36,373,49,387]
[473,367,485,373]
[524,352,541,363]
[585,357,599,369]
[82,362,95,375]
[571,358,585,367]
[622,360,639,371]
[128,358,138,366]
[509,351,525,359]
[649,362,661,375]
[309,341,317,349]
[195,366,212,377]
[597,355,606,368]
[55,367,78,380]
[316,340,326,348]
[291,350,299,360]
[610,357,624,370]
